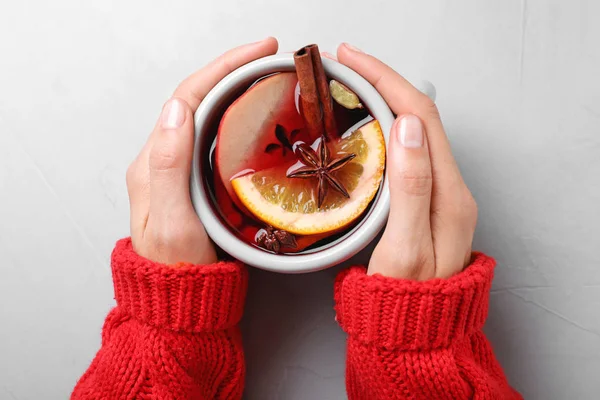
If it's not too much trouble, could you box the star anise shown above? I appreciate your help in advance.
[286,137,356,208]
[256,226,298,253]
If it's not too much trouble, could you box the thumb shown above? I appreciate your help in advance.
[148,97,196,219]
[369,114,435,279]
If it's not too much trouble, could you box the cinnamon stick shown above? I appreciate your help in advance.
[294,44,338,140]
[308,45,337,138]
[294,47,323,139]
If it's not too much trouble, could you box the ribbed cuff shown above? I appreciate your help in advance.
[334,253,495,350]
[110,238,248,333]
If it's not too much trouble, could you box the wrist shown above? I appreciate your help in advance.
[367,239,435,280]
[132,226,217,266]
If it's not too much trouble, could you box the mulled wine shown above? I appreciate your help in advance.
[203,45,386,254]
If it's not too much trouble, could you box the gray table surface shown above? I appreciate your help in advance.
[1,0,599,399]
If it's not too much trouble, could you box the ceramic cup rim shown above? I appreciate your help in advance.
[190,54,394,274]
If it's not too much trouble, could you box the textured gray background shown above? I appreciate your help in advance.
[1,0,599,399]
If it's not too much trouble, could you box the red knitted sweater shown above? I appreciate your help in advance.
[71,239,521,399]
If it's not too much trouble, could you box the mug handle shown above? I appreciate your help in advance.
[414,80,437,102]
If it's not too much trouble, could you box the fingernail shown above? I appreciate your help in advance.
[161,98,185,129]
[396,115,423,148]
[247,37,274,47]
[343,43,363,53]
[322,52,337,60]
[253,37,271,44]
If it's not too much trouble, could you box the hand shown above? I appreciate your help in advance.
[337,43,477,280]
[126,38,279,265]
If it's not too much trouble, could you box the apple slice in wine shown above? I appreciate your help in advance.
[216,72,308,204]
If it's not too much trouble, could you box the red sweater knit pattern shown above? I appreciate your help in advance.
[334,253,522,399]
[72,239,248,399]
[72,240,521,399]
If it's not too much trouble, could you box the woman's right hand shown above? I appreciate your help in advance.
[126,38,279,266]
[336,43,478,280]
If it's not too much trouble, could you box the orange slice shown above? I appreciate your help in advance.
[231,119,385,235]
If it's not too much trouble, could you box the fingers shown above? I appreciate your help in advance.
[368,115,435,280]
[174,37,279,110]
[321,51,337,61]
[147,97,197,220]
[336,43,464,194]
[128,40,278,264]
[388,115,432,217]
[129,96,217,265]
[431,188,478,278]
[339,44,477,277]
[127,38,278,235]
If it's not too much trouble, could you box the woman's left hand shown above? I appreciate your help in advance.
[125,38,279,265]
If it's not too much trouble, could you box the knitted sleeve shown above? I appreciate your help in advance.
[71,238,248,400]
[334,253,522,400]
